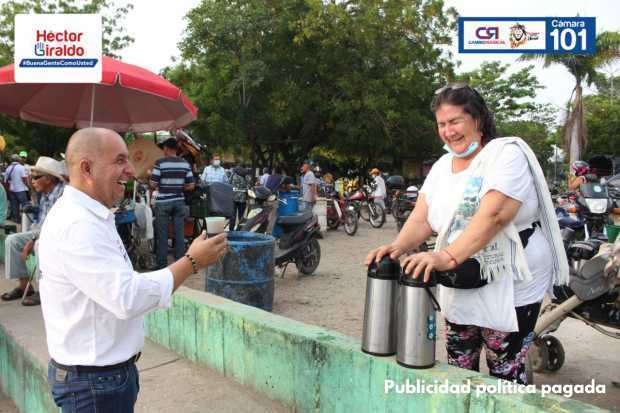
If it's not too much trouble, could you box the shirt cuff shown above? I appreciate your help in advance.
[144,268,174,309]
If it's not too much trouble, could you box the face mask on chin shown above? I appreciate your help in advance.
[212,160,221,167]
[443,139,480,158]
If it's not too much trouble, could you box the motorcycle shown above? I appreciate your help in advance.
[240,186,322,276]
[526,229,620,379]
[391,186,419,232]
[326,188,358,236]
[575,175,615,239]
[348,184,386,228]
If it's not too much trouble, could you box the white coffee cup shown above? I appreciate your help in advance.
[206,217,227,236]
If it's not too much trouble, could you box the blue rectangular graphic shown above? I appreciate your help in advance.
[458,17,596,54]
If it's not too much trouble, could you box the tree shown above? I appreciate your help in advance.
[169,0,457,174]
[0,0,134,158]
[456,61,544,124]
[582,93,620,158]
[455,61,559,173]
[520,31,620,164]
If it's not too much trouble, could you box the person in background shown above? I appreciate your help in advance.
[229,165,249,230]
[568,160,590,191]
[39,127,227,413]
[265,167,284,193]
[3,154,29,222]
[150,138,194,270]
[201,153,227,184]
[259,167,270,186]
[1,157,65,306]
[0,178,7,225]
[300,160,317,211]
[370,168,387,210]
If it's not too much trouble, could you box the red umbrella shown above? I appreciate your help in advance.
[0,56,197,133]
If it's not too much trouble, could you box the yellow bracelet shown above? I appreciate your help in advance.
[185,253,199,274]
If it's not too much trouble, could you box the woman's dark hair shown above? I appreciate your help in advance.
[430,84,497,143]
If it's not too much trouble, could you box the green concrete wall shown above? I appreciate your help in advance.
[0,324,59,413]
[145,288,607,413]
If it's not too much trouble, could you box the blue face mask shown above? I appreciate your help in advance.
[443,140,479,158]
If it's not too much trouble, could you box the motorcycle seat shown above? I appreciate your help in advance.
[277,209,313,226]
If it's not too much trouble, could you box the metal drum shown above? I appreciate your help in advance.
[205,231,275,311]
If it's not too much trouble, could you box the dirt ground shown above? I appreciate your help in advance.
[186,215,620,411]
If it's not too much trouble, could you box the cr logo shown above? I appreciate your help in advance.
[475,27,499,39]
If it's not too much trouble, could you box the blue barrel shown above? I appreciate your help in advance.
[115,210,136,225]
[205,231,275,311]
[278,190,299,216]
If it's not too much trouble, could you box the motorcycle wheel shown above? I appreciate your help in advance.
[359,202,370,221]
[396,210,410,232]
[344,210,358,236]
[369,204,386,228]
[327,215,340,230]
[295,238,321,275]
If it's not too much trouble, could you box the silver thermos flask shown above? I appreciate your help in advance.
[396,273,440,368]
[361,256,400,356]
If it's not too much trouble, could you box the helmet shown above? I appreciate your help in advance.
[571,160,589,177]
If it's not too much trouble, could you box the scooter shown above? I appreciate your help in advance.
[526,231,620,379]
[240,186,322,276]
[326,188,358,236]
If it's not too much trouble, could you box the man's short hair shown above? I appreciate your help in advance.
[162,138,178,150]
[212,153,220,158]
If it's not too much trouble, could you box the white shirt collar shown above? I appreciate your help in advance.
[63,185,113,221]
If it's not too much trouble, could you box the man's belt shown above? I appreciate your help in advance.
[51,353,141,373]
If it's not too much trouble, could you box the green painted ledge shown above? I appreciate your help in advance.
[0,324,59,413]
[145,287,608,413]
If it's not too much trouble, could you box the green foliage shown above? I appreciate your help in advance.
[0,0,134,158]
[583,94,620,158]
[456,61,544,124]
[168,0,458,172]
[519,31,620,163]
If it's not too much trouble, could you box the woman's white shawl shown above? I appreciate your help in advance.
[433,137,569,286]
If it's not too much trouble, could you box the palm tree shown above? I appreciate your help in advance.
[519,31,620,164]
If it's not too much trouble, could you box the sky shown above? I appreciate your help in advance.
[119,0,620,120]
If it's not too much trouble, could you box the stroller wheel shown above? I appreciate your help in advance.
[541,335,565,372]
[528,338,549,373]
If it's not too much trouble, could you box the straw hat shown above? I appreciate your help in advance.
[31,156,65,181]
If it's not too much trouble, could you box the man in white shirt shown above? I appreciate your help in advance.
[300,160,317,210]
[38,128,227,413]
[200,153,228,183]
[3,154,29,221]
[259,167,270,186]
[370,168,387,210]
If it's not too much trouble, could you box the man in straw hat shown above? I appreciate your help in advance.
[1,156,65,306]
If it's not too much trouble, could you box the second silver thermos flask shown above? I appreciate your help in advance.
[396,273,439,368]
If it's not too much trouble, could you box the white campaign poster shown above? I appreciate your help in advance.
[14,14,102,83]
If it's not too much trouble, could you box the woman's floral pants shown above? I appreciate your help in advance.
[445,302,541,384]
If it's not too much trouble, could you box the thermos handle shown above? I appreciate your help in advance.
[424,286,441,312]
